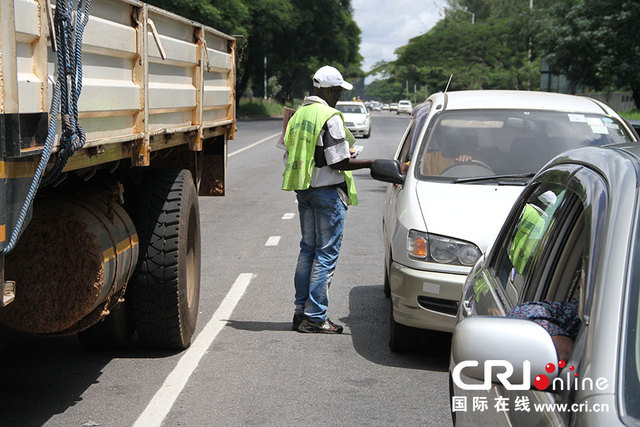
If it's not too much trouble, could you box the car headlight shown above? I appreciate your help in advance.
[407,230,481,266]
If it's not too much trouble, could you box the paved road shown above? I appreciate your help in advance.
[0,111,453,427]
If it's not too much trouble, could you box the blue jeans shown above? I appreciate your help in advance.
[294,187,346,322]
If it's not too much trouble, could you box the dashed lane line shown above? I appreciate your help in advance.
[265,236,281,246]
[133,273,254,427]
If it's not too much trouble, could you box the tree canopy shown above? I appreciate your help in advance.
[538,0,640,107]
[146,0,362,104]
[365,0,639,108]
[144,0,639,108]
[364,4,539,102]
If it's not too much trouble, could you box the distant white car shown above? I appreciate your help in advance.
[397,100,412,115]
[370,90,638,352]
[336,101,371,138]
[390,103,398,111]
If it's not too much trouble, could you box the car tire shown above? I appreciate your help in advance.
[389,298,411,353]
[383,258,391,298]
[364,128,371,139]
[129,169,201,350]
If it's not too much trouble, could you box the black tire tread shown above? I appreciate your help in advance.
[129,169,198,350]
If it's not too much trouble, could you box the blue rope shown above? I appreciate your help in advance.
[42,0,91,187]
[1,0,91,254]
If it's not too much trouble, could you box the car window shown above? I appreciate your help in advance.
[336,104,366,114]
[489,184,587,373]
[415,109,635,180]
[622,214,640,422]
[396,101,431,164]
[489,185,571,304]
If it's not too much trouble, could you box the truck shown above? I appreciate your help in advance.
[0,0,236,349]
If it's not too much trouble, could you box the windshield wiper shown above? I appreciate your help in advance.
[453,172,536,184]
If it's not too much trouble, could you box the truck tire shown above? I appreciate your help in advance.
[78,301,134,350]
[129,169,201,350]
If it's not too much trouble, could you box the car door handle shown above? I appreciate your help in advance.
[461,299,473,317]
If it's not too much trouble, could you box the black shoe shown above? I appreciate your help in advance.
[297,318,343,334]
[292,313,305,331]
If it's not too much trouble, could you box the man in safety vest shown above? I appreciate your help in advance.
[282,65,375,334]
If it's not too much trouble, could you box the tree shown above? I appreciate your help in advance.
[145,0,249,35]
[538,0,640,108]
[363,77,404,102]
[390,14,538,94]
[264,0,362,103]
[143,0,362,105]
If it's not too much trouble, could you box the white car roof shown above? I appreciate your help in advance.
[437,90,615,115]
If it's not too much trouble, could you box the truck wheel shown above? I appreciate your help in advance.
[78,301,134,350]
[129,169,201,350]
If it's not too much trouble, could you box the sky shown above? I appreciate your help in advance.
[352,0,448,81]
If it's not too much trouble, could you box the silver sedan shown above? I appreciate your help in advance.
[449,142,640,426]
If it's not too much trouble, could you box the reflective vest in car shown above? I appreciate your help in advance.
[281,102,358,205]
[509,203,545,274]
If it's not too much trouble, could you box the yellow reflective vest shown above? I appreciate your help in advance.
[281,102,358,205]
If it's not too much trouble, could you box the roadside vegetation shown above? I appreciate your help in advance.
[237,98,284,118]
[143,0,639,111]
[368,0,640,108]
[622,110,640,121]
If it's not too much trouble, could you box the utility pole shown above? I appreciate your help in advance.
[461,9,475,24]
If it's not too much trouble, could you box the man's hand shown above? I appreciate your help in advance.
[455,154,472,162]
[552,335,574,362]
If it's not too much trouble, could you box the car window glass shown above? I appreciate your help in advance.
[623,224,640,421]
[396,101,431,164]
[415,110,635,180]
[491,186,568,303]
[336,104,366,114]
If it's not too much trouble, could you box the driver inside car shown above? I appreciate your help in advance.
[421,126,476,175]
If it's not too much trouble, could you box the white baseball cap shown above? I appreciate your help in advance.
[313,65,353,91]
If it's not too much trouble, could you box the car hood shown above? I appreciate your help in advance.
[415,181,524,252]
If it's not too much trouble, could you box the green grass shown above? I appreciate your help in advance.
[620,109,640,120]
[237,98,284,117]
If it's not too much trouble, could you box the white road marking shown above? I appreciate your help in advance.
[265,236,281,246]
[281,213,295,220]
[228,132,281,157]
[133,273,254,427]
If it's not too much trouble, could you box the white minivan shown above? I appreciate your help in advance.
[370,90,637,351]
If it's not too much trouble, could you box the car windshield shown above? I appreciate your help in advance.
[337,104,366,114]
[416,109,635,181]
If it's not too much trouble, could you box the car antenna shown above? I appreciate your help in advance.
[444,73,453,93]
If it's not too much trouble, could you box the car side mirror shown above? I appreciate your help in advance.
[371,159,405,185]
[451,317,559,386]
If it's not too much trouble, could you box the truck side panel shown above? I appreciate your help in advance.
[5,0,235,161]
